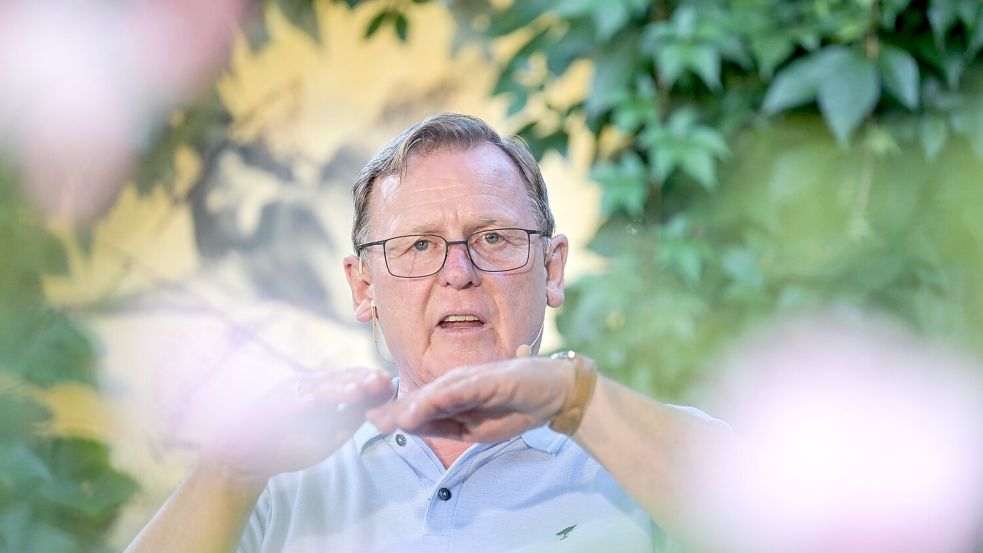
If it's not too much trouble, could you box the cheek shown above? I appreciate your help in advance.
[377,283,430,333]
[497,277,545,326]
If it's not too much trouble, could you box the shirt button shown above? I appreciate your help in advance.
[395,434,407,447]
[437,487,452,501]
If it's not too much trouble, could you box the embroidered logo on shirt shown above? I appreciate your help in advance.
[555,525,577,540]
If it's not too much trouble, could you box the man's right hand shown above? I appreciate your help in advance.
[125,368,394,553]
[203,367,395,483]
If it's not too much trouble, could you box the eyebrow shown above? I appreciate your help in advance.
[399,216,517,236]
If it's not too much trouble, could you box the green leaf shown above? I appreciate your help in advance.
[484,0,552,36]
[39,438,138,520]
[546,24,594,75]
[672,5,698,38]
[722,248,764,289]
[586,35,640,119]
[658,241,704,286]
[2,307,96,387]
[0,391,51,444]
[879,46,920,109]
[612,97,658,133]
[394,13,409,42]
[516,124,569,158]
[593,153,649,216]
[0,445,52,489]
[687,45,721,91]
[651,145,679,182]
[956,0,979,26]
[243,15,271,53]
[656,44,687,88]
[881,0,914,27]
[940,51,966,89]
[919,115,949,159]
[690,128,730,157]
[679,148,717,189]
[26,523,78,553]
[751,34,795,79]
[666,107,698,135]
[969,10,983,57]
[762,46,852,114]
[275,0,320,43]
[364,11,388,39]
[928,0,957,46]
[817,53,880,146]
[593,0,631,41]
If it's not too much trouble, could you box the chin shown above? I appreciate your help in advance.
[428,345,509,374]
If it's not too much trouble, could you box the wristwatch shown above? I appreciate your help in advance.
[548,351,598,436]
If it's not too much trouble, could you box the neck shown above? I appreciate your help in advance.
[424,436,472,469]
[396,371,472,468]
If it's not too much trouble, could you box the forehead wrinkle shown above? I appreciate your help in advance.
[368,145,537,239]
[397,216,516,238]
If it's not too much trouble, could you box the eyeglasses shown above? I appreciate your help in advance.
[355,227,548,278]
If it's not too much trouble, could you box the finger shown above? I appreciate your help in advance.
[297,369,393,404]
[365,403,398,432]
[380,385,487,434]
[299,366,389,390]
[366,366,502,432]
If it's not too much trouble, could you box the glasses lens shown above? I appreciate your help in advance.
[468,228,531,271]
[384,235,446,277]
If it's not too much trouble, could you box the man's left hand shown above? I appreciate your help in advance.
[367,357,573,442]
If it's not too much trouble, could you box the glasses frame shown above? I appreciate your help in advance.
[355,227,549,278]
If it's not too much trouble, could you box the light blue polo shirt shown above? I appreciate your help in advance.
[237,420,668,553]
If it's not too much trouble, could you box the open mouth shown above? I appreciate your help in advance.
[438,314,485,330]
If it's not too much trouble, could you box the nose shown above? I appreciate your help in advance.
[438,241,481,289]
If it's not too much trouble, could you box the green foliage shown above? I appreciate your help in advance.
[364,8,411,41]
[210,0,983,403]
[276,0,324,41]
[0,170,136,551]
[406,0,983,398]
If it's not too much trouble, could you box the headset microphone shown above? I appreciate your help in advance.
[515,320,545,358]
[369,299,394,365]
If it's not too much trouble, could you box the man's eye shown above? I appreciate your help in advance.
[413,240,430,251]
[482,232,501,245]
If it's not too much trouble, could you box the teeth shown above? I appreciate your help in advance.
[443,314,479,323]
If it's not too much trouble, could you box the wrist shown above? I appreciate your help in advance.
[548,351,598,436]
[194,458,270,497]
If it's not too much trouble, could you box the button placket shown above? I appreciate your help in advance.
[419,437,514,551]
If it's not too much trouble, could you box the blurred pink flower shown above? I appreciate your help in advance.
[693,315,983,553]
[0,0,246,224]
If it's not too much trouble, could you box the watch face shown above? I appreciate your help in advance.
[551,350,577,361]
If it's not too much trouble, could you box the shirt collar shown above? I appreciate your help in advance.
[519,424,568,454]
[354,420,387,454]
[353,376,399,454]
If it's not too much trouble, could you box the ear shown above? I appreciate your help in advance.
[343,254,374,323]
[544,234,569,308]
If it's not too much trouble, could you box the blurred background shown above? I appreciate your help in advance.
[1,0,982,551]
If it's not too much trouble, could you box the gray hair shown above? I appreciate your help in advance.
[351,113,555,253]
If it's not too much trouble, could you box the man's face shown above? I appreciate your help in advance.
[344,143,567,390]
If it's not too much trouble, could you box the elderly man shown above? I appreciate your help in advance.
[126,113,728,553]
